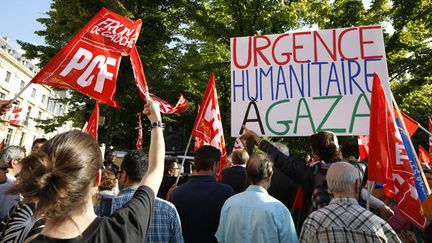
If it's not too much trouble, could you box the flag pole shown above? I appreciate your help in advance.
[417,124,432,136]
[175,134,193,185]
[11,82,32,101]
[391,94,431,195]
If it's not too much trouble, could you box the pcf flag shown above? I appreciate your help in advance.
[84,102,99,141]
[149,93,189,114]
[368,73,427,229]
[31,8,143,108]
[192,74,228,180]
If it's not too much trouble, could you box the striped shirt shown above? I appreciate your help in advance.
[299,197,401,243]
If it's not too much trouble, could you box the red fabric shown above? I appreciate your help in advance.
[9,107,23,125]
[31,8,143,108]
[136,113,143,149]
[149,93,189,114]
[368,73,427,229]
[395,110,418,137]
[357,135,369,161]
[131,45,148,101]
[84,102,99,141]
[429,116,432,157]
[192,74,228,180]
[232,137,245,152]
[419,145,431,164]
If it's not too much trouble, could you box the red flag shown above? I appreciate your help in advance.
[84,102,99,141]
[357,135,369,161]
[419,145,431,164]
[149,93,189,114]
[192,74,227,180]
[31,8,143,108]
[136,113,143,149]
[429,116,432,157]
[395,110,419,137]
[9,107,23,125]
[368,73,427,229]
[232,137,245,152]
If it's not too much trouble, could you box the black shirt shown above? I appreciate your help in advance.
[221,166,247,194]
[31,186,154,243]
[170,175,235,243]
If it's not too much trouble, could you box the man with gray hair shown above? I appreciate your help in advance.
[216,152,298,243]
[299,162,401,243]
[0,146,25,219]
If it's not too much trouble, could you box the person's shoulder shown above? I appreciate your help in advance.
[155,197,176,209]
[216,182,235,194]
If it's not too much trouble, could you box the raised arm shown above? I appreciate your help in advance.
[240,126,311,186]
[140,99,165,195]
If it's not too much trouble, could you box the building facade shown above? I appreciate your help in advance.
[0,36,74,152]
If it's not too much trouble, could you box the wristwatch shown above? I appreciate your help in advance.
[150,120,164,130]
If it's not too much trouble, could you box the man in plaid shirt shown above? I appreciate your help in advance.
[299,162,401,243]
[96,150,184,243]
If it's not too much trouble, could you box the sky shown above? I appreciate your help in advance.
[0,0,374,50]
[0,0,52,49]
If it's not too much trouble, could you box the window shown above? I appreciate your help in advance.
[31,88,36,98]
[0,92,6,99]
[41,95,46,103]
[20,80,25,89]
[19,132,26,146]
[25,106,32,125]
[5,128,13,145]
[5,71,11,83]
[38,111,42,119]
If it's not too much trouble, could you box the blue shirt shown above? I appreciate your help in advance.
[170,175,235,243]
[96,186,183,243]
[215,185,298,243]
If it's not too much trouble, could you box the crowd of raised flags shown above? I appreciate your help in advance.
[0,7,431,243]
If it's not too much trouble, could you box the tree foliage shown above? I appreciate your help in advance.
[20,0,431,156]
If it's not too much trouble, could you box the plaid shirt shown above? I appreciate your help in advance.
[96,186,183,243]
[299,197,401,243]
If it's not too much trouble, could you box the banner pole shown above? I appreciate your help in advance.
[417,124,432,136]
[11,82,32,101]
[392,94,431,195]
[366,181,375,211]
[175,134,193,185]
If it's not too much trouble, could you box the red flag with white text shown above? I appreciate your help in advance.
[31,8,143,108]
[419,145,431,165]
[136,113,143,149]
[397,111,419,137]
[192,74,227,180]
[84,102,99,141]
[149,93,189,114]
[368,73,427,229]
[429,116,432,157]
[357,135,369,161]
[232,138,245,152]
[9,107,23,125]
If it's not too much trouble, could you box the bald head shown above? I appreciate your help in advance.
[326,161,361,195]
[246,152,273,185]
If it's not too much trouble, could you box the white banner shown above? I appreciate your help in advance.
[230,25,391,137]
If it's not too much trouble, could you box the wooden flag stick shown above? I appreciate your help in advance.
[11,82,32,101]
[392,94,431,194]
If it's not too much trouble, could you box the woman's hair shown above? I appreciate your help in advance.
[99,169,116,191]
[309,131,343,163]
[9,130,102,219]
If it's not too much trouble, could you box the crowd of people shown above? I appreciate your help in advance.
[0,99,431,243]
